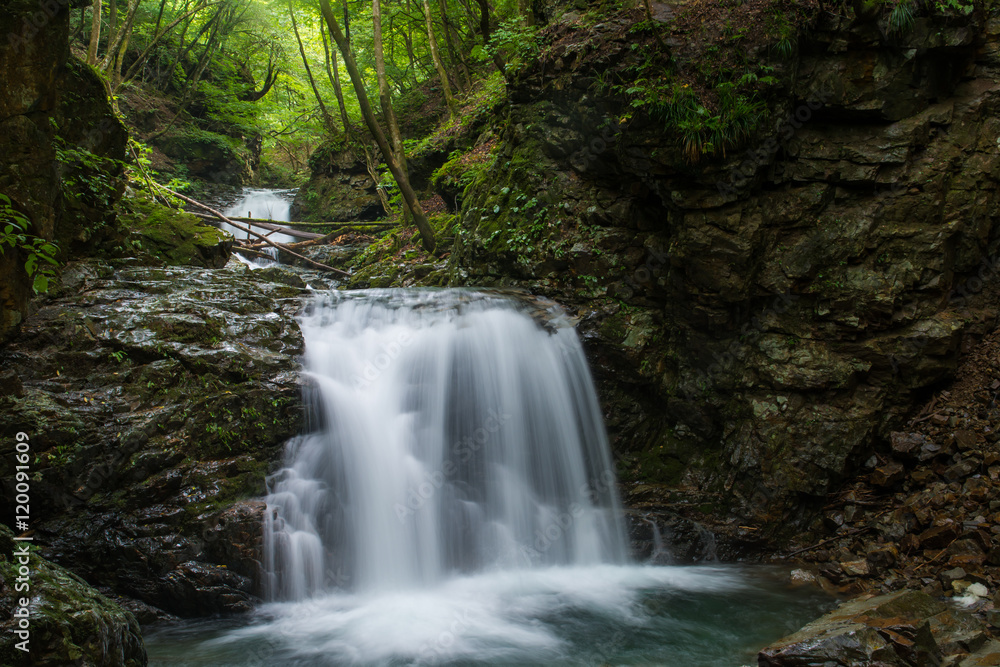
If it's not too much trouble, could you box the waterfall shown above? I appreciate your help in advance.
[222,188,297,266]
[263,288,628,601]
[146,289,833,666]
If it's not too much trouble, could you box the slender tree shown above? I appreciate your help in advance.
[318,0,437,252]
[421,0,458,119]
[102,0,142,88]
[119,1,215,90]
[372,0,406,166]
[86,0,102,65]
[320,25,351,139]
[290,0,335,132]
[438,0,471,92]
[373,0,413,223]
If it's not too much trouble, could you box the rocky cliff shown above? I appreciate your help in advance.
[439,2,1000,546]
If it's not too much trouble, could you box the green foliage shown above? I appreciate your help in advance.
[765,8,798,58]
[54,139,121,207]
[0,195,60,294]
[836,0,975,36]
[887,1,915,34]
[601,48,775,162]
[488,20,542,76]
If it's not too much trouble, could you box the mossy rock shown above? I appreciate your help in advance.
[119,196,233,268]
[0,525,147,666]
[156,129,253,185]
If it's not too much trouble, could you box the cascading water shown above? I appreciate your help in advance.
[263,289,628,601]
[143,289,834,666]
[222,188,297,266]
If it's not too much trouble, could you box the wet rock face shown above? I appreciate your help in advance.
[785,320,1000,611]
[0,525,147,666]
[758,589,991,666]
[0,261,307,617]
[445,8,1000,538]
[290,143,383,222]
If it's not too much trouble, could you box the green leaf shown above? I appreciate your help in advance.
[32,274,49,294]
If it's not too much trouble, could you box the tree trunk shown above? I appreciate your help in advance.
[421,0,458,119]
[518,0,534,26]
[438,0,471,92]
[290,0,335,132]
[342,0,351,45]
[105,0,141,87]
[373,0,412,223]
[320,25,351,139]
[86,0,102,65]
[319,0,437,253]
[372,0,406,166]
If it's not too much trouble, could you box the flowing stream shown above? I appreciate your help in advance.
[145,289,833,666]
[222,188,298,266]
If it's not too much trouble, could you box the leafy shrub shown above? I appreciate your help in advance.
[0,194,60,294]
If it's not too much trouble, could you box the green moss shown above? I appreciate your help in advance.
[0,526,145,666]
[118,194,231,267]
[599,313,629,343]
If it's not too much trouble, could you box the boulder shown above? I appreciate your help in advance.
[758,589,989,666]
[290,142,382,222]
[0,525,147,666]
[0,260,306,617]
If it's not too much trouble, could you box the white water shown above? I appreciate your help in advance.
[263,289,628,601]
[146,289,835,666]
[223,188,297,267]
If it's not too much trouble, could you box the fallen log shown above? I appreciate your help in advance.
[190,212,325,240]
[161,187,351,278]
[247,231,345,252]
[208,215,397,228]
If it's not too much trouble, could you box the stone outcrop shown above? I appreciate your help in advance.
[0,260,307,617]
[442,4,1000,544]
[0,0,128,342]
[759,589,992,666]
[155,130,259,186]
[0,525,147,666]
[290,141,384,222]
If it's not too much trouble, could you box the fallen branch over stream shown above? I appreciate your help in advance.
[161,187,352,277]
[201,214,397,228]
[189,212,325,240]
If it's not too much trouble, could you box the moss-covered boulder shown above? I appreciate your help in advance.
[759,589,990,666]
[119,195,233,268]
[0,525,146,666]
[156,129,256,186]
